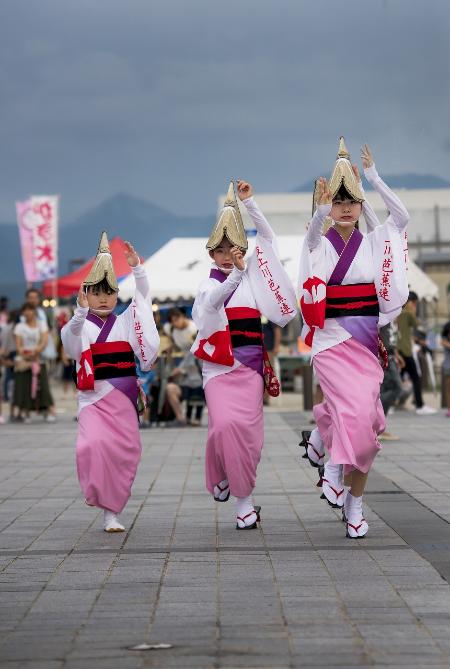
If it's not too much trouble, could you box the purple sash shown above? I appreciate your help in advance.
[324,228,378,357]
[87,311,138,407]
[209,268,227,282]
[87,312,117,342]
[209,269,263,376]
[326,227,363,286]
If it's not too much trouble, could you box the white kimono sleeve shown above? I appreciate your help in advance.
[365,164,409,323]
[61,305,89,363]
[359,180,380,233]
[119,264,160,371]
[203,267,245,310]
[242,196,274,242]
[364,165,409,232]
[245,198,297,327]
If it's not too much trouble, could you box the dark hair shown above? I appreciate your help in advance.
[8,309,19,324]
[21,302,36,313]
[442,321,450,339]
[167,307,185,322]
[25,287,41,298]
[85,279,117,295]
[333,185,361,203]
[408,291,419,303]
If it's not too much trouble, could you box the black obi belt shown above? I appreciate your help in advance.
[225,306,262,348]
[90,341,136,380]
[325,283,380,319]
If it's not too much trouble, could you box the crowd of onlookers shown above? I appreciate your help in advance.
[377,291,450,439]
[0,291,57,424]
[138,307,205,428]
[0,289,449,428]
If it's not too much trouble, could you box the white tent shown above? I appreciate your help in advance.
[405,260,439,302]
[119,235,304,302]
[119,235,439,303]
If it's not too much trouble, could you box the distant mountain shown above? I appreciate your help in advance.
[57,193,214,273]
[0,193,215,304]
[293,173,450,192]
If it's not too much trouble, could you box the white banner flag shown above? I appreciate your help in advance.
[16,196,59,282]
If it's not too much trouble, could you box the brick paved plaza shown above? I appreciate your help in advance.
[1,401,450,668]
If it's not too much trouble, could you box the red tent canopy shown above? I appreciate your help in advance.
[43,237,139,298]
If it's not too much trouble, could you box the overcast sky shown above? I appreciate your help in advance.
[0,0,449,222]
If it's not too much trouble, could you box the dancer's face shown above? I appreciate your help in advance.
[86,286,117,315]
[331,197,362,227]
[209,237,246,271]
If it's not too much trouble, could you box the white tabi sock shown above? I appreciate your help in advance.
[236,495,256,527]
[309,428,324,454]
[308,428,325,463]
[345,493,369,538]
[324,461,343,485]
[321,461,345,507]
[103,510,125,533]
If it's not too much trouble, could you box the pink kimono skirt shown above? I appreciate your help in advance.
[313,337,385,474]
[76,388,141,513]
[205,365,264,498]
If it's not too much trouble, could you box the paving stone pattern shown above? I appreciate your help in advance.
[0,408,450,668]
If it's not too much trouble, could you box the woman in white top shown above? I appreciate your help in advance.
[13,303,55,422]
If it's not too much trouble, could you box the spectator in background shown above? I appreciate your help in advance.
[24,289,58,416]
[0,296,8,328]
[136,359,156,429]
[378,322,404,440]
[13,303,56,423]
[60,347,75,397]
[442,320,450,418]
[24,288,57,363]
[24,288,47,325]
[163,307,197,352]
[165,351,204,426]
[0,297,9,423]
[1,310,19,407]
[396,292,436,415]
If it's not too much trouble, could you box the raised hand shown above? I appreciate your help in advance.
[230,245,245,271]
[361,144,374,169]
[237,180,253,201]
[124,241,140,267]
[316,177,332,205]
[77,285,89,308]
[352,164,361,182]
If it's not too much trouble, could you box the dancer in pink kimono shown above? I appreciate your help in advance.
[191,181,297,529]
[299,139,409,538]
[61,233,159,532]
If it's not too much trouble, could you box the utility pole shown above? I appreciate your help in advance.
[434,204,441,252]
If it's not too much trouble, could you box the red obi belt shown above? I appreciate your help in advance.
[225,307,262,348]
[325,283,379,319]
[90,341,136,380]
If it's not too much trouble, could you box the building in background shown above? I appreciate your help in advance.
[416,252,450,319]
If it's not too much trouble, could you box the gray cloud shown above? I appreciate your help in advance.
[0,0,449,221]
